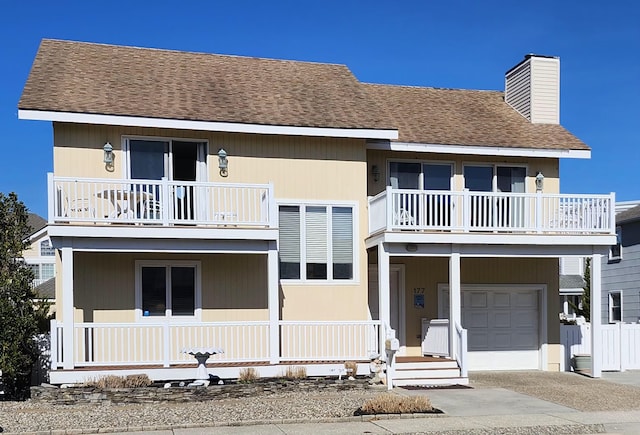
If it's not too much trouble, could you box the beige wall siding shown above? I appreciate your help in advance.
[67,252,268,323]
[387,256,560,367]
[530,57,560,124]
[23,233,47,258]
[54,123,372,323]
[367,150,559,195]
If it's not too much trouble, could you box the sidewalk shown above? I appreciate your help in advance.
[116,384,640,434]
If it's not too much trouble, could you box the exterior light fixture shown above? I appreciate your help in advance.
[535,171,544,192]
[218,148,228,177]
[405,243,418,252]
[103,142,114,165]
[371,165,380,182]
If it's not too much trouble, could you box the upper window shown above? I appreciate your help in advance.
[463,165,526,193]
[610,226,622,261]
[609,291,622,323]
[136,261,200,320]
[40,240,55,256]
[279,204,355,281]
[126,138,207,183]
[389,162,452,190]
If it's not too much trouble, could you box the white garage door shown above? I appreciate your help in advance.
[440,286,541,371]
[464,288,540,370]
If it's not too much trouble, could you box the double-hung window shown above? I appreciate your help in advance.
[136,261,200,320]
[610,226,622,261]
[609,291,622,323]
[279,204,355,281]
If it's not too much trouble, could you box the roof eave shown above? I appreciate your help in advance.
[18,109,398,140]
[366,140,590,159]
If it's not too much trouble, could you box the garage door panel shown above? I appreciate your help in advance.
[515,292,537,308]
[492,311,511,328]
[514,311,538,328]
[468,331,489,350]
[493,292,511,308]
[468,292,488,308]
[466,311,489,328]
[493,333,512,349]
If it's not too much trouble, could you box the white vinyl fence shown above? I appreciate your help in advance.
[560,323,640,371]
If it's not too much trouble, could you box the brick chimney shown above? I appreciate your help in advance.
[505,54,560,124]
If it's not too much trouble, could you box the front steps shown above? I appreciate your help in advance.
[392,356,468,387]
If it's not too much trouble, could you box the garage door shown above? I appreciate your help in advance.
[441,286,541,370]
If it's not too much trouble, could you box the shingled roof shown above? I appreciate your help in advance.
[19,39,589,152]
[364,84,589,150]
[19,39,393,130]
[617,205,640,225]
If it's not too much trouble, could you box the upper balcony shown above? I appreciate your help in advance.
[368,187,616,243]
[47,174,277,239]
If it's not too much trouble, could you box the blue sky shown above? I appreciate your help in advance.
[2,0,638,216]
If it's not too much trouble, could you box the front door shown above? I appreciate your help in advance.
[368,265,406,355]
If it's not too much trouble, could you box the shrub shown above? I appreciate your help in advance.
[344,361,358,377]
[282,366,307,380]
[85,374,152,389]
[359,393,433,414]
[238,367,259,383]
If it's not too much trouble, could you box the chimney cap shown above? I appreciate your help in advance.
[506,54,559,76]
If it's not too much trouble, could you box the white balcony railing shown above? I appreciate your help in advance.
[369,187,615,235]
[48,173,276,228]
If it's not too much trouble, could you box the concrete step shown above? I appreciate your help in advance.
[392,377,469,387]
[394,367,461,379]
[395,360,458,370]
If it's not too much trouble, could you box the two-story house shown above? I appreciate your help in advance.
[18,40,615,386]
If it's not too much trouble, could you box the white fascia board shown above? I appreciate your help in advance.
[47,224,278,241]
[18,110,398,140]
[367,140,591,159]
[560,288,585,296]
[26,227,48,243]
[377,232,616,247]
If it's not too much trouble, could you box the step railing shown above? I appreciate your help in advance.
[455,322,468,378]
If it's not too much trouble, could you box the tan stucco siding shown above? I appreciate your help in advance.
[67,252,268,323]
[367,149,559,195]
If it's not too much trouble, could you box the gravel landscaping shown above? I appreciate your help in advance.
[0,388,384,433]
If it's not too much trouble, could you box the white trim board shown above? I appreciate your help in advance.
[18,110,398,140]
[367,140,590,159]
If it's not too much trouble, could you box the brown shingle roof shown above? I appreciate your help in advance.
[364,83,589,151]
[26,213,47,237]
[19,39,393,130]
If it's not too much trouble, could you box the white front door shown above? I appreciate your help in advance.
[440,285,543,370]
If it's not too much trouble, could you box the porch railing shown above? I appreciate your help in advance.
[368,187,615,235]
[50,319,382,368]
[455,322,468,378]
[48,173,276,228]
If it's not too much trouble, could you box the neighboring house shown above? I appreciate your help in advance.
[18,40,615,386]
[559,257,585,319]
[23,213,56,306]
[602,205,640,324]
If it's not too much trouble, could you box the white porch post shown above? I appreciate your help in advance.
[378,243,390,357]
[449,251,461,360]
[268,241,280,364]
[61,245,75,370]
[591,253,602,377]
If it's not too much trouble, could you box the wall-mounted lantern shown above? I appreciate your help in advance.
[218,148,228,177]
[371,165,380,182]
[535,171,544,192]
[103,142,114,165]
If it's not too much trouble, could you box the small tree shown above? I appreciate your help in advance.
[0,192,49,400]
[570,258,591,322]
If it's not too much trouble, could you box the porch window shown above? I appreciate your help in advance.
[40,240,55,256]
[136,261,200,319]
[278,204,355,281]
[609,291,622,323]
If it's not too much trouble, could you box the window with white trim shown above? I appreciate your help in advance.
[279,204,355,281]
[136,261,200,319]
[609,291,622,323]
[40,240,55,256]
[610,226,622,261]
